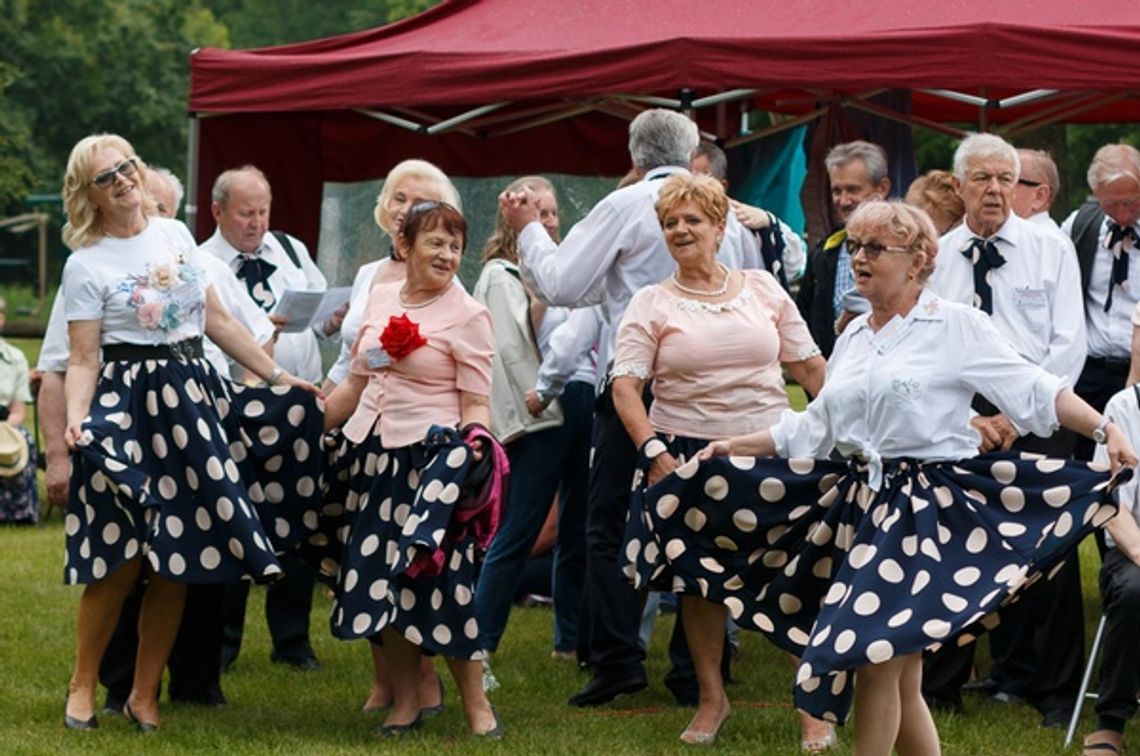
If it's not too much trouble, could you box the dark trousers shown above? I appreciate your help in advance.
[923,422,1084,713]
[221,554,315,668]
[582,383,715,701]
[1074,356,1131,461]
[1095,548,1140,729]
[99,582,225,706]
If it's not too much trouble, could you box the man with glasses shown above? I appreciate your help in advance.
[1012,149,1067,241]
[926,133,1087,727]
[1061,144,1140,461]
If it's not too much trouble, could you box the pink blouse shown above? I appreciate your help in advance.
[344,280,494,448]
[613,269,820,440]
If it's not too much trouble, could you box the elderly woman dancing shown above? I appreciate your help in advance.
[321,201,502,738]
[59,134,323,732]
[612,174,826,746]
[322,159,459,717]
[639,200,1135,755]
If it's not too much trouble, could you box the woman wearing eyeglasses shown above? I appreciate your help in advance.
[611,174,826,747]
[320,159,458,719]
[676,200,1135,755]
[59,134,323,732]
[321,201,503,738]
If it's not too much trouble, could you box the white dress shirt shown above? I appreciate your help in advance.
[1059,212,1140,359]
[517,165,762,379]
[1097,385,1140,547]
[928,212,1086,384]
[535,305,602,401]
[772,289,1065,490]
[200,229,328,382]
[196,253,276,378]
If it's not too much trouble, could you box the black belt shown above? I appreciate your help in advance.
[103,337,204,362]
[1086,355,1131,373]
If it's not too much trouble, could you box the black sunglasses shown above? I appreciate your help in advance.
[1016,177,1042,188]
[847,238,914,260]
[90,158,138,189]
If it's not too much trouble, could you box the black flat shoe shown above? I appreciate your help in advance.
[124,702,159,733]
[373,713,423,739]
[474,706,503,740]
[64,713,98,731]
[419,677,445,719]
[568,673,648,707]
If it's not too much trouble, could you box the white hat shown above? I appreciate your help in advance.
[0,422,29,477]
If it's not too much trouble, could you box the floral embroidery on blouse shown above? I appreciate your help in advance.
[670,286,753,313]
[115,255,204,334]
[611,363,652,380]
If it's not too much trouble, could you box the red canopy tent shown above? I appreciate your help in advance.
[188,0,1140,248]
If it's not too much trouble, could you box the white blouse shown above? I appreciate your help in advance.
[771,289,1066,490]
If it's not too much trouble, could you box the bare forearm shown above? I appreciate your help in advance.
[612,377,654,448]
[323,374,366,431]
[6,401,26,428]
[64,363,99,430]
[727,430,777,457]
[459,392,491,429]
[786,355,826,398]
[38,373,68,459]
[207,311,278,382]
[1108,507,1140,566]
[1054,387,1105,439]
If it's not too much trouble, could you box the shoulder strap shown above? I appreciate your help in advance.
[271,230,303,269]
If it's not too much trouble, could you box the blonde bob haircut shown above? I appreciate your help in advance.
[904,170,965,228]
[482,175,556,263]
[62,134,156,251]
[846,200,940,283]
[373,159,461,236]
[654,174,730,229]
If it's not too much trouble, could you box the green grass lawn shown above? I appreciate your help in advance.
[0,338,1125,753]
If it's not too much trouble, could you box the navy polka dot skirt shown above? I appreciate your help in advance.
[626,448,1127,724]
[64,357,324,585]
[309,426,484,659]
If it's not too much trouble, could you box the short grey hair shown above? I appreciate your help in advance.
[628,109,699,171]
[149,166,185,212]
[693,141,728,181]
[212,165,271,206]
[1086,144,1140,191]
[1016,149,1060,199]
[825,141,889,184]
[953,134,1020,181]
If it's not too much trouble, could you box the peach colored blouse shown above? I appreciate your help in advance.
[344,280,494,448]
[613,269,820,440]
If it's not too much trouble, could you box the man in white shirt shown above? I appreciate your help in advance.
[926,133,1087,727]
[1012,149,1067,240]
[200,165,338,384]
[200,165,329,673]
[500,108,760,708]
[1061,144,1140,461]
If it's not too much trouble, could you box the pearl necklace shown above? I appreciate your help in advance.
[399,281,452,309]
[671,265,730,297]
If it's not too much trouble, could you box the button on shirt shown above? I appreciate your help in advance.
[516,165,763,385]
[771,289,1065,490]
[1059,213,1140,359]
[200,229,329,383]
[928,213,1086,384]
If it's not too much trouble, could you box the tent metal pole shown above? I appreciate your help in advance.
[613,94,682,108]
[993,91,1105,135]
[425,102,510,134]
[486,104,596,137]
[460,101,578,130]
[690,89,758,109]
[723,106,827,148]
[1001,92,1132,138]
[355,108,424,132]
[185,114,200,239]
[996,89,1059,109]
[918,89,989,108]
[844,97,968,138]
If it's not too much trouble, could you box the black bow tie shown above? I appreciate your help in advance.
[234,253,278,311]
[960,237,1006,315]
[1105,223,1138,312]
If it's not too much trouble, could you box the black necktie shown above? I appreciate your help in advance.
[1105,222,1138,312]
[960,237,1006,315]
[234,251,277,311]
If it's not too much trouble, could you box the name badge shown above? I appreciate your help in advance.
[365,347,392,369]
[1013,287,1047,309]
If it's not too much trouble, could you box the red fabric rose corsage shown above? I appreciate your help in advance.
[379,313,428,361]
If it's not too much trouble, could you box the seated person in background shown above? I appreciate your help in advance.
[0,295,38,525]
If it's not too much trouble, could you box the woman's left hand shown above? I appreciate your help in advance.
[279,371,324,398]
[1106,424,1139,473]
[647,452,679,487]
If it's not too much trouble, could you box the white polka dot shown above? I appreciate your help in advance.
[275,518,290,539]
[704,475,729,500]
[954,567,981,587]
[264,482,284,503]
[360,535,380,557]
[990,461,1017,484]
[877,558,905,583]
[853,591,881,616]
[655,494,680,519]
[259,426,280,446]
[225,459,240,483]
[400,589,417,611]
[146,391,159,416]
[353,613,372,634]
[684,508,707,532]
[787,627,810,646]
[714,535,739,551]
[217,497,235,521]
[245,400,265,418]
[90,557,107,580]
[124,540,138,560]
[166,515,184,538]
[184,378,204,404]
[624,539,641,563]
[200,547,221,570]
[228,538,245,559]
[665,539,686,560]
[199,456,222,481]
[965,527,988,554]
[446,446,468,468]
[161,384,180,409]
[724,597,744,619]
[1036,458,1065,473]
[1053,511,1074,538]
[432,625,453,645]
[753,612,776,633]
[464,618,479,639]
[888,608,913,628]
[834,629,856,654]
[65,514,81,536]
[762,550,788,568]
[866,640,894,663]
[788,458,815,475]
[455,584,472,605]
[809,522,833,546]
[942,592,968,612]
[343,569,358,593]
[849,544,877,569]
[172,424,189,449]
[920,539,942,562]
[168,553,186,575]
[824,582,847,605]
[779,593,802,614]
[759,477,785,502]
[912,570,931,595]
[997,522,1027,537]
[732,508,758,533]
[229,442,247,463]
[99,390,121,408]
[1043,485,1072,507]
[287,405,306,427]
[296,477,315,497]
[369,579,389,600]
[901,535,918,556]
[729,456,755,471]
[933,486,954,508]
[922,619,951,639]
[439,483,460,504]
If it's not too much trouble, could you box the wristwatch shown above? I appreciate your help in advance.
[1093,418,1113,445]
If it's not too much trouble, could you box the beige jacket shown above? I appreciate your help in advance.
[472,259,563,443]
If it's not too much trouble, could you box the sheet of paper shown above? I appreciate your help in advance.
[271,287,351,333]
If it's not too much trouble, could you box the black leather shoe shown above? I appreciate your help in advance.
[64,713,99,731]
[373,713,423,738]
[271,652,322,671]
[170,685,227,707]
[962,677,1000,695]
[568,673,648,707]
[123,702,159,733]
[1041,708,1070,729]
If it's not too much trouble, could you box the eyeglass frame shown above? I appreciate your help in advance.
[847,237,916,260]
[89,158,139,189]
